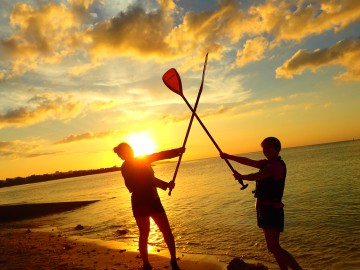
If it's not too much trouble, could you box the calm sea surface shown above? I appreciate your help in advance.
[1,140,359,270]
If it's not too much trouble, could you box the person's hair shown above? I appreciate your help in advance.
[113,142,131,155]
[261,137,281,151]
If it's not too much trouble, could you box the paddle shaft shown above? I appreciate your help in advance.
[181,96,248,189]
[169,85,203,195]
[169,53,208,195]
[169,94,200,195]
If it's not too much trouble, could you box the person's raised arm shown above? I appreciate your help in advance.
[220,152,260,168]
[148,147,185,163]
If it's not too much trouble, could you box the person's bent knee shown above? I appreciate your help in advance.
[267,245,275,254]
[266,243,281,254]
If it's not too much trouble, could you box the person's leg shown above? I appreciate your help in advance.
[152,212,177,261]
[263,228,288,270]
[135,216,151,267]
[263,228,303,270]
[152,212,181,269]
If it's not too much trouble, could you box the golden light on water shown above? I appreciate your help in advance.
[126,131,158,157]
[147,218,163,253]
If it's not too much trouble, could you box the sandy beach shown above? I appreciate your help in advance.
[0,227,271,270]
[0,228,227,270]
[0,202,272,270]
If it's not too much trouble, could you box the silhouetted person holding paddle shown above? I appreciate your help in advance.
[221,137,303,270]
[114,142,184,270]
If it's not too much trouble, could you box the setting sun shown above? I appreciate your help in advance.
[126,132,158,157]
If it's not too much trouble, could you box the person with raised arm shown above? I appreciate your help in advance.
[114,142,185,270]
[221,137,302,270]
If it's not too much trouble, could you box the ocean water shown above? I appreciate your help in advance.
[1,140,359,270]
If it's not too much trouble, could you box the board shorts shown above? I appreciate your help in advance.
[256,203,284,232]
[131,197,165,218]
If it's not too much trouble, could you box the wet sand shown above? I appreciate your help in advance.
[0,203,270,270]
[0,228,225,270]
[0,228,272,270]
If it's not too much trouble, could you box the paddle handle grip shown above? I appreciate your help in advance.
[168,181,174,196]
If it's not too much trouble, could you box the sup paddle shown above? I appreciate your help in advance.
[163,53,209,195]
[162,66,248,191]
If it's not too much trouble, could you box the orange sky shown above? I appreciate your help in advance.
[0,0,360,180]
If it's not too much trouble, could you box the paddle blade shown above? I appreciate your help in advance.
[162,68,183,95]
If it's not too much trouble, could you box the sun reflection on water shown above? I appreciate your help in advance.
[147,218,165,253]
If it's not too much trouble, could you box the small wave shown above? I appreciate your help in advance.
[186,241,201,246]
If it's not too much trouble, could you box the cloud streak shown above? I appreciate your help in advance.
[0,94,83,128]
[276,37,360,80]
[0,140,38,158]
[234,36,269,67]
[0,139,62,159]
[55,130,117,144]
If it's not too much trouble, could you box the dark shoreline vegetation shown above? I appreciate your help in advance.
[0,166,121,188]
[0,160,173,188]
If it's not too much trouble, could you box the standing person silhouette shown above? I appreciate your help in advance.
[114,142,184,270]
[220,137,302,270]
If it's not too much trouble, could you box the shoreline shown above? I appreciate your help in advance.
[0,228,226,270]
[0,202,273,270]
[0,227,272,270]
[0,203,274,270]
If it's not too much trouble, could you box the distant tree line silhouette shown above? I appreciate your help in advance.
[0,166,121,188]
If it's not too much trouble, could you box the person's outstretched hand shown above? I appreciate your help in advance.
[178,147,186,154]
[220,152,229,159]
[233,170,243,181]
[168,181,175,191]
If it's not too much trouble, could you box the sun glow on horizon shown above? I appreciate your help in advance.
[126,132,158,157]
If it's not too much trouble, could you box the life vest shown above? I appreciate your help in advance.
[253,158,286,204]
